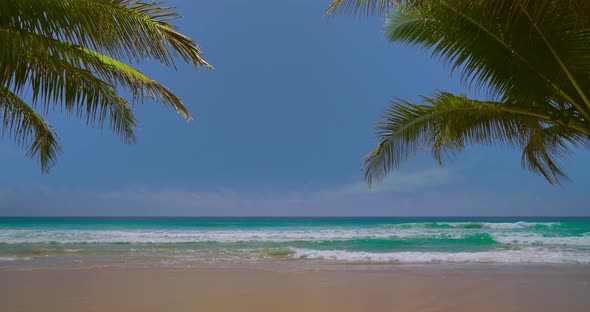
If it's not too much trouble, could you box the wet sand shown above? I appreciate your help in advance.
[1,265,589,311]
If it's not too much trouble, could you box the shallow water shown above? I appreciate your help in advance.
[1,217,589,269]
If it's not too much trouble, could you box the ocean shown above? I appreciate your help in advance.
[1,217,589,269]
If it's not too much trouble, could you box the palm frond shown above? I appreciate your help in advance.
[330,0,590,186]
[0,87,62,173]
[521,125,590,185]
[327,0,590,24]
[1,27,191,120]
[327,0,400,16]
[455,0,590,29]
[0,0,209,173]
[363,93,586,186]
[0,0,212,69]
[385,1,590,119]
[0,30,137,142]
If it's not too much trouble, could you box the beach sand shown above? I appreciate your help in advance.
[1,265,589,311]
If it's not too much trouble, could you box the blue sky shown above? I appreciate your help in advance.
[1,0,589,216]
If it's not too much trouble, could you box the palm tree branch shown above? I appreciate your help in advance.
[515,1,590,119]
[1,0,212,69]
[327,0,590,22]
[1,53,137,143]
[327,0,400,16]
[0,87,62,173]
[387,4,589,116]
[364,93,588,185]
[521,125,590,184]
[439,3,590,120]
[0,27,191,120]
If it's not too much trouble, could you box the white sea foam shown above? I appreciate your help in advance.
[482,222,559,229]
[291,248,590,264]
[0,256,32,262]
[492,233,590,246]
[0,226,587,247]
[389,222,561,229]
[0,229,438,244]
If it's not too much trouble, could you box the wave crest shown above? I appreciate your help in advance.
[291,248,590,264]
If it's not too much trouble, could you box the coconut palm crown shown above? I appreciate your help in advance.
[329,0,590,185]
[0,0,212,173]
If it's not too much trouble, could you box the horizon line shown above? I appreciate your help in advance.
[2,215,589,218]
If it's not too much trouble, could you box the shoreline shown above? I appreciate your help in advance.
[1,264,589,311]
[1,261,590,272]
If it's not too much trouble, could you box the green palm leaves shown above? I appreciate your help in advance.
[365,93,590,185]
[0,0,211,173]
[0,88,61,172]
[330,0,590,185]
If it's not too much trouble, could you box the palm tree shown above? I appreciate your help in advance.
[328,0,590,185]
[0,0,212,173]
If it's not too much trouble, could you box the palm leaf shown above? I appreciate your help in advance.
[0,0,212,69]
[327,0,400,16]
[1,27,190,120]
[331,0,590,186]
[385,1,590,119]
[329,0,590,118]
[0,87,61,173]
[364,93,588,185]
[0,0,210,173]
[0,29,137,142]
[521,125,590,184]
[327,0,590,23]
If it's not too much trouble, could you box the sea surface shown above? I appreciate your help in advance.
[1,217,589,269]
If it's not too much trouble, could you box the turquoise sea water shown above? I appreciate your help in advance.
[1,217,589,268]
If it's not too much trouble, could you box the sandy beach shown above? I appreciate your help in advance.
[1,265,589,312]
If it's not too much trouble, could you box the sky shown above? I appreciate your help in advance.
[1,0,589,216]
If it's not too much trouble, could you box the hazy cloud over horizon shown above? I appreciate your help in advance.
[2,164,588,216]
